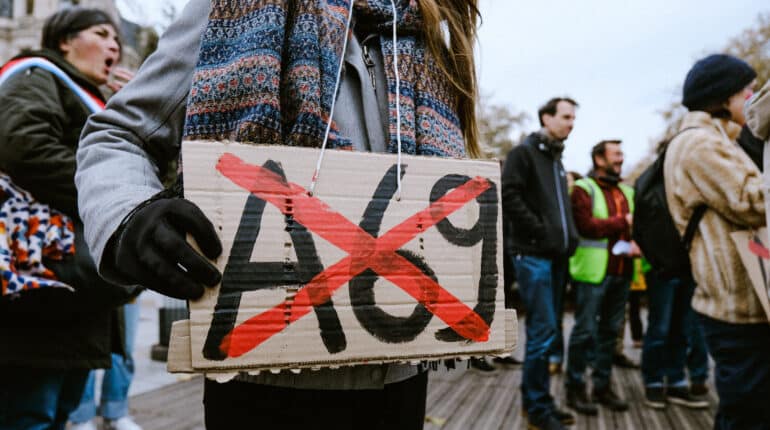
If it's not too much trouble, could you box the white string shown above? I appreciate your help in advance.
[391,0,402,201]
[309,1,356,196]
[309,0,403,202]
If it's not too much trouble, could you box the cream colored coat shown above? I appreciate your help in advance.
[665,111,766,323]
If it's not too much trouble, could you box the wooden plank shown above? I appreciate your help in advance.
[471,370,519,430]
[445,372,500,430]
[424,369,478,428]
[130,376,204,430]
[131,315,720,430]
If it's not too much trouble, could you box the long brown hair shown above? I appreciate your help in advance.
[418,0,481,158]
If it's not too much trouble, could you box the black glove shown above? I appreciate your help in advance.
[113,197,223,300]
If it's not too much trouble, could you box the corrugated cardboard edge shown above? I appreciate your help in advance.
[503,309,518,357]
[167,319,193,373]
[729,228,770,323]
[167,311,519,376]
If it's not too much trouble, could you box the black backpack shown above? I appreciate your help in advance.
[632,128,706,277]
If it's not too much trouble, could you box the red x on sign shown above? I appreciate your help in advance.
[215,153,493,358]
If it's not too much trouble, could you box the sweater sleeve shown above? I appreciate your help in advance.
[501,145,545,238]
[0,69,78,217]
[75,0,210,282]
[679,133,765,228]
[570,186,628,239]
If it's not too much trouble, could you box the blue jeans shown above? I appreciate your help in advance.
[549,272,567,366]
[685,306,709,385]
[514,254,567,425]
[566,275,629,390]
[641,274,694,387]
[70,301,140,422]
[699,314,770,430]
[0,368,89,430]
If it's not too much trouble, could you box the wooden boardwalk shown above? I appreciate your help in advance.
[129,355,717,430]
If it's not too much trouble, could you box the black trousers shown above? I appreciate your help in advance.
[203,371,428,430]
[699,314,770,430]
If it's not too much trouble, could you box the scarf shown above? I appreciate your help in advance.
[535,130,565,156]
[184,0,465,158]
[0,174,75,296]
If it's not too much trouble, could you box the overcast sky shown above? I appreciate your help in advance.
[477,0,768,174]
[121,0,768,175]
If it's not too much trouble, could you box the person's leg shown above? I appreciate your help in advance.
[68,371,97,424]
[381,371,428,430]
[662,277,691,389]
[204,379,355,430]
[548,257,568,370]
[684,284,709,388]
[1,368,88,430]
[614,311,626,356]
[565,280,604,389]
[591,276,629,409]
[629,290,643,343]
[100,301,141,421]
[514,254,557,425]
[57,370,91,430]
[654,277,708,409]
[699,315,770,430]
[203,375,428,430]
[640,273,679,408]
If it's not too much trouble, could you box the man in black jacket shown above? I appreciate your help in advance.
[502,97,579,430]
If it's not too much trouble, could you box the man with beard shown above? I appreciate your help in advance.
[564,140,638,415]
[501,97,579,430]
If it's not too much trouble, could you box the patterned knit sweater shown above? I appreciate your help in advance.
[665,111,766,323]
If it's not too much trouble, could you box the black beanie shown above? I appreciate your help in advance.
[681,54,756,111]
[41,7,119,54]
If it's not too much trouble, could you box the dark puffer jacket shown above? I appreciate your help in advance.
[501,132,579,259]
[0,50,128,369]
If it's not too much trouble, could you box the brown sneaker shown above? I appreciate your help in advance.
[548,362,562,375]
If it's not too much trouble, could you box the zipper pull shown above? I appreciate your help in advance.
[361,37,377,94]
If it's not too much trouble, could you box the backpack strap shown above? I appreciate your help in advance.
[682,205,706,251]
[664,126,706,250]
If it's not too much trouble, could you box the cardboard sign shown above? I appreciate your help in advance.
[167,141,516,373]
[730,227,770,322]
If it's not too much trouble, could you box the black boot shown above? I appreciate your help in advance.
[469,357,496,373]
[612,353,639,369]
[593,386,629,412]
[566,385,598,416]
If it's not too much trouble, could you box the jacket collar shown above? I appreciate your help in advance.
[680,111,742,141]
[529,131,565,158]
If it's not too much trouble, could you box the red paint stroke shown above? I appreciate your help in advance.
[216,152,492,357]
[749,237,770,260]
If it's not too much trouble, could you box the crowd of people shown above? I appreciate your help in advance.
[0,2,769,430]
[498,54,770,430]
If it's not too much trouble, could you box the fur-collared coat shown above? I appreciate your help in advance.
[665,111,766,324]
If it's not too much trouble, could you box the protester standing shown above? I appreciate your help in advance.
[502,97,579,430]
[565,140,637,415]
[0,7,136,430]
[665,54,769,429]
[74,1,482,429]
